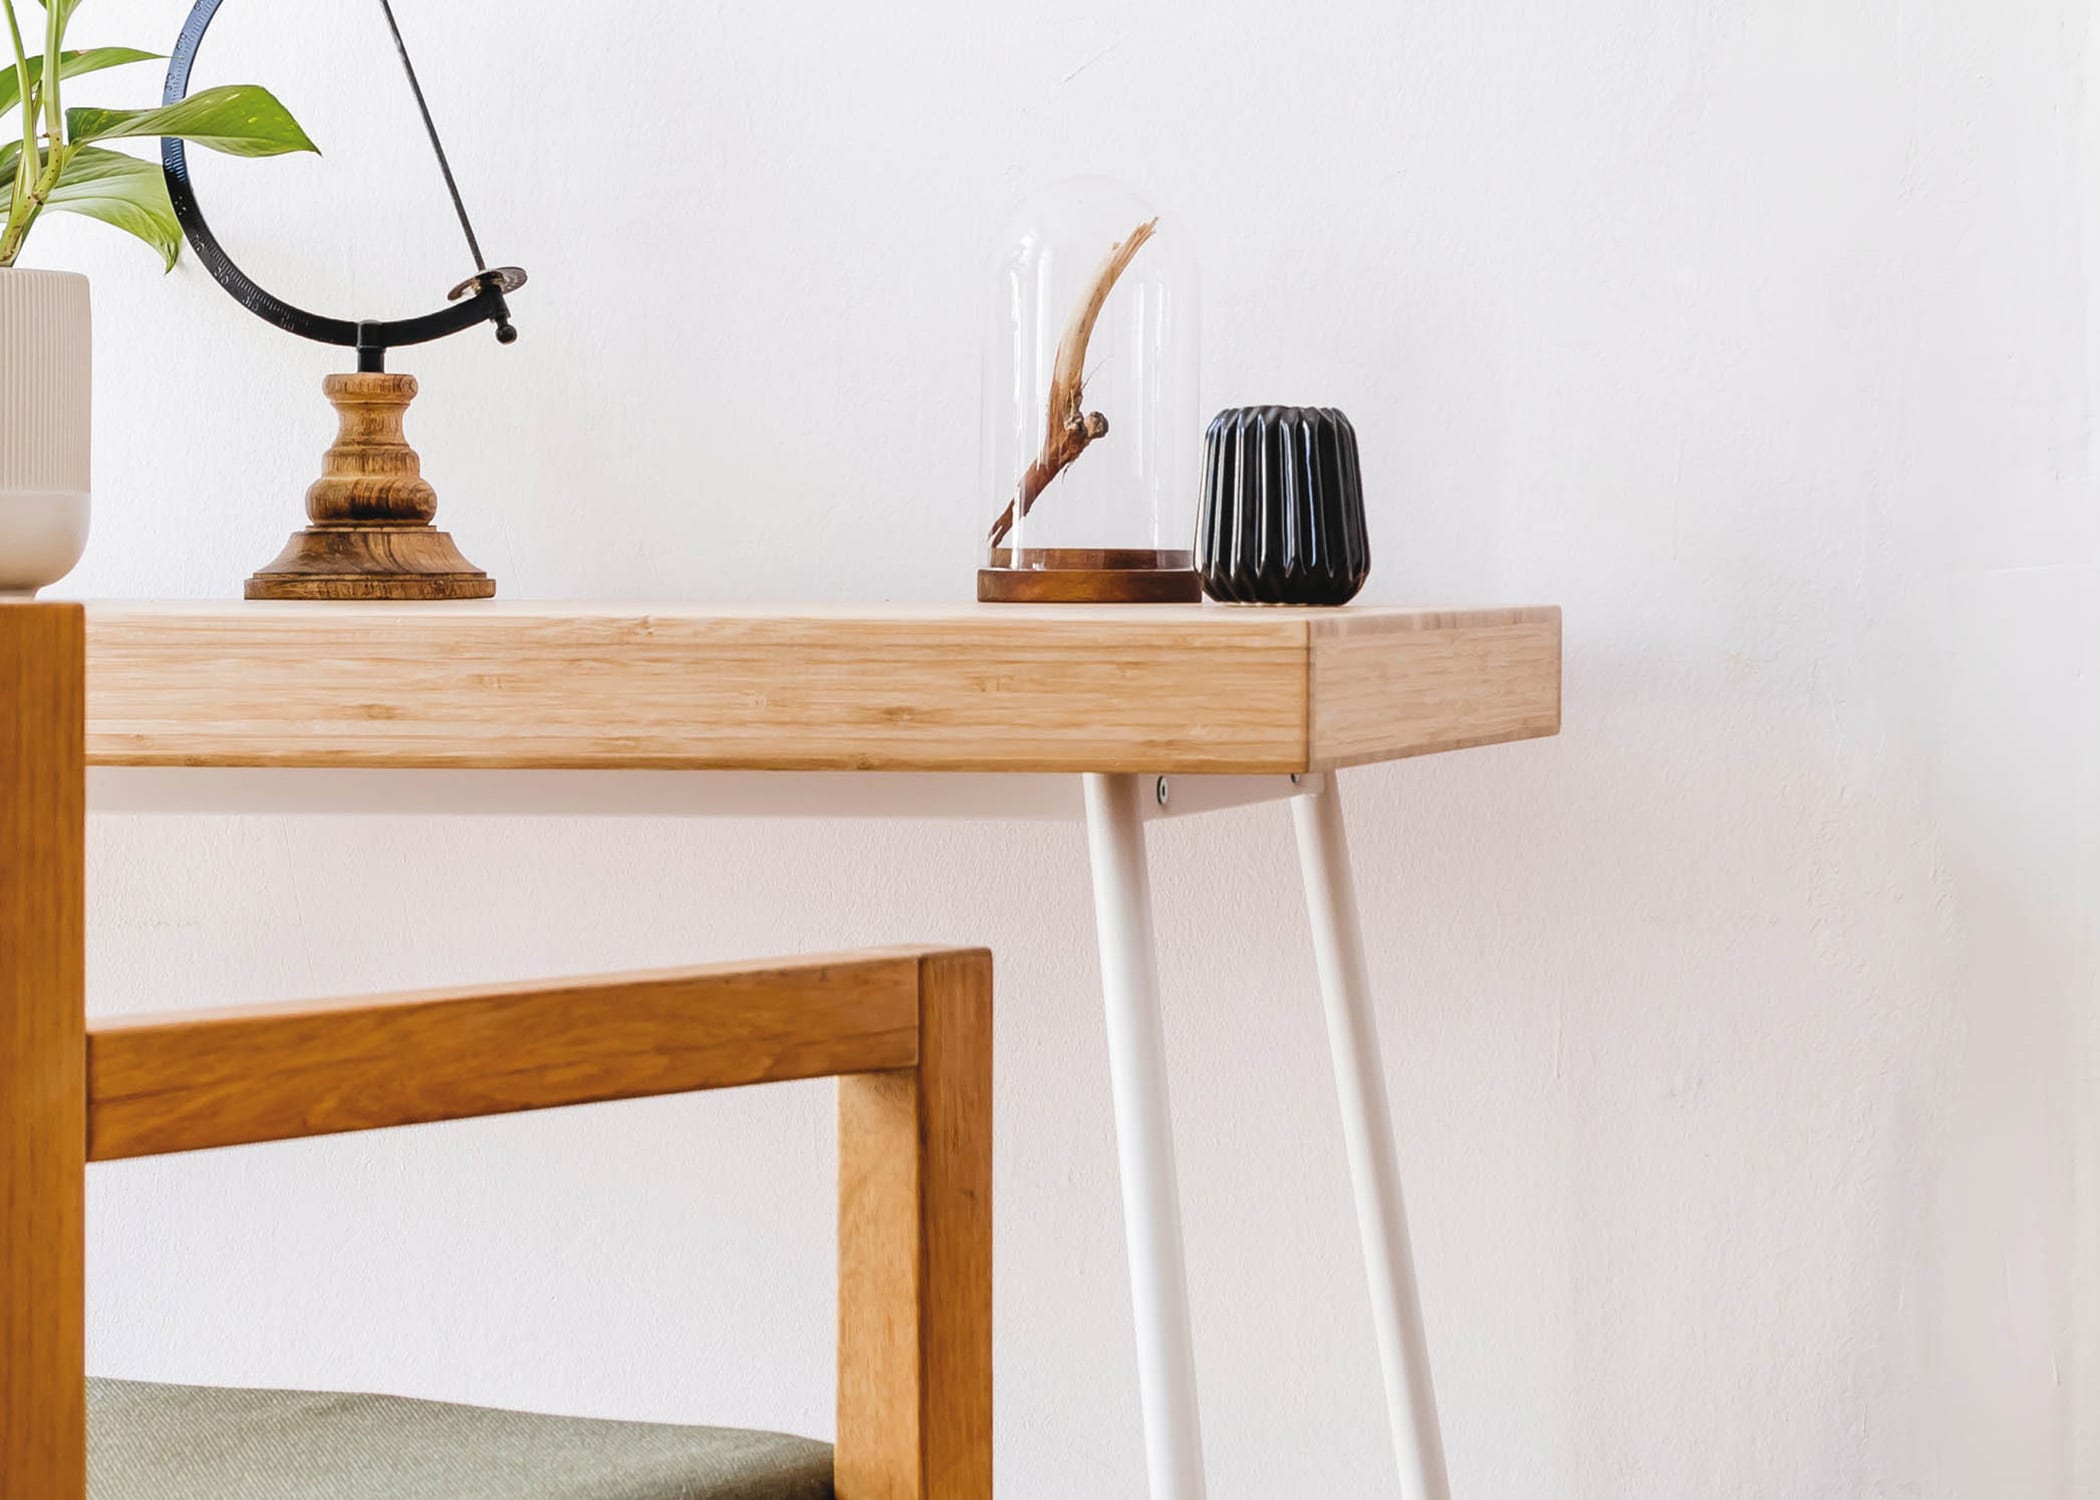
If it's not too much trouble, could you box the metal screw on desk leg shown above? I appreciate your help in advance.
[1156,776,1171,808]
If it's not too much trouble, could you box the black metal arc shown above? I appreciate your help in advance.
[161,0,522,367]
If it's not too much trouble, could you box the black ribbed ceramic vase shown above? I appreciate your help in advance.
[1196,406,1370,605]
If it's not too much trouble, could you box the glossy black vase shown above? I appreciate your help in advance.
[1196,406,1370,605]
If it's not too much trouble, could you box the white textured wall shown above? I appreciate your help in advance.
[43,1,2094,1495]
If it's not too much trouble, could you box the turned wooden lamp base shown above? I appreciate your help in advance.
[246,371,494,602]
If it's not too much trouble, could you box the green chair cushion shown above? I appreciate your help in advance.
[89,1377,833,1500]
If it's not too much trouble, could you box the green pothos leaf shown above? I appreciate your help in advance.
[0,142,183,269]
[67,83,318,158]
[46,145,180,269]
[0,47,160,120]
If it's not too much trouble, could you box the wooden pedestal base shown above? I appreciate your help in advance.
[246,372,494,602]
[245,524,495,601]
[978,548,1200,604]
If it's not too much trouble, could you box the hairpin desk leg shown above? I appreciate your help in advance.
[1083,773,1208,1500]
[1292,774,1451,1500]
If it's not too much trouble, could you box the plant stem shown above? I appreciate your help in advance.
[0,148,60,267]
[38,0,54,167]
[0,0,36,263]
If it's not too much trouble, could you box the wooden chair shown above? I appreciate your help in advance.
[0,603,992,1500]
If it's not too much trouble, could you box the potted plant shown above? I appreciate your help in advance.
[0,0,313,596]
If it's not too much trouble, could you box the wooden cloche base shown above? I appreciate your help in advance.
[246,371,494,601]
[978,548,1200,604]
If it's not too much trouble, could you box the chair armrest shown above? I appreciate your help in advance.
[87,944,997,1500]
[4,604,993,1500]
[86,949,935,1160]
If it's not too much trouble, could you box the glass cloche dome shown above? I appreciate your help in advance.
[978,177,1200,603]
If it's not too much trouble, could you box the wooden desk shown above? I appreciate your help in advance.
[85,601,1557,773]
[86,600,1563,1500]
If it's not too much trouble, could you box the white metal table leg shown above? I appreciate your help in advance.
[1292,774,1451,1500]
[1083,772,1209,1500]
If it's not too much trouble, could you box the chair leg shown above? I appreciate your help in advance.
[837,949,994,1499]
[0,604,86,1500]
[1292,774,1450,1500]
[1083,773,1208,1500]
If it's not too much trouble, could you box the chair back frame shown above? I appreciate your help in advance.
[0,603,992,1500]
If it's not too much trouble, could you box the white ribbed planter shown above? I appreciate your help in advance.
[0,269,90,598]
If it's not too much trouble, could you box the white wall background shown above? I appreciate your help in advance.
[35,0,2096,1495]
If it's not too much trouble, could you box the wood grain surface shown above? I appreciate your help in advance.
[86,601,1561,774]
[1307,606,1562,769]
[837,950,994,1500]
[87,951,926,1160]
[245,374,495,601]
[0,604,85,1498]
